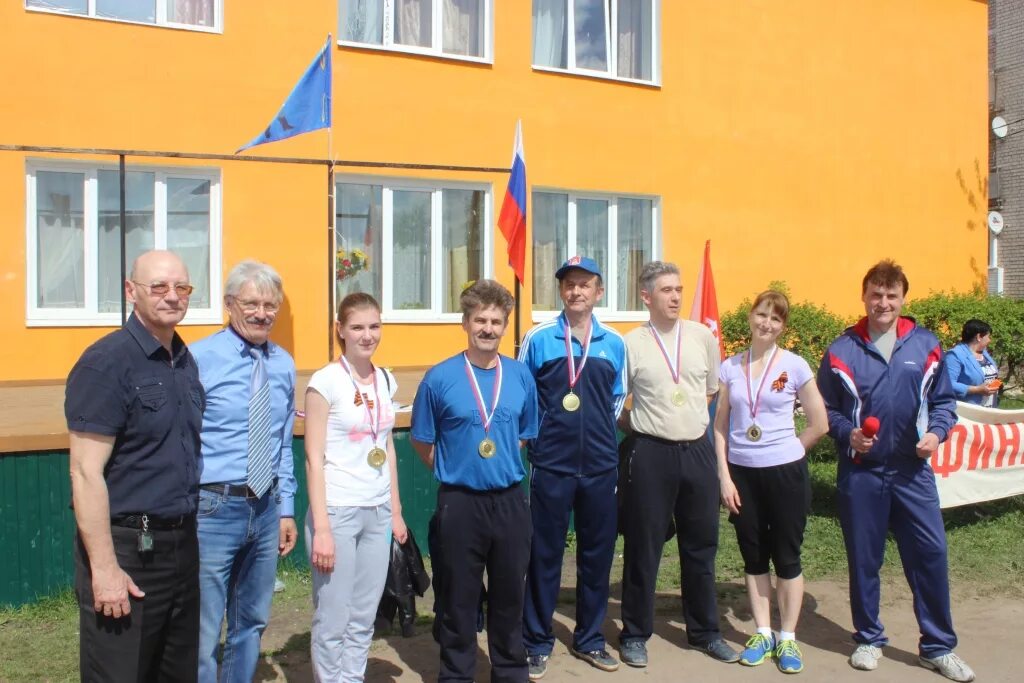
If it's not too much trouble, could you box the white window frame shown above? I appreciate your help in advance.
[338,0,494,64]
[336,174,493,323]
[25,159,223,327]
[531,188,660,323]
[532,0,661,86]
[25,0,223,34]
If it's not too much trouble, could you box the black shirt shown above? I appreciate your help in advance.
[65,313,205,517]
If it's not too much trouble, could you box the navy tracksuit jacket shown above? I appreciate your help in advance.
[817,316,959,657]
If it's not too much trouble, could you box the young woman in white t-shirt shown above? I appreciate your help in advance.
[713,290,828,675]
[304,292,408,681]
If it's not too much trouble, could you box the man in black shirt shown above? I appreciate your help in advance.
[66,250,205,683]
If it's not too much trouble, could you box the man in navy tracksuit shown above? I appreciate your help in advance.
[518,256,627,679]
[817,260,974,683]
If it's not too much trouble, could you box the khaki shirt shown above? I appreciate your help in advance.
[626,319,719,441]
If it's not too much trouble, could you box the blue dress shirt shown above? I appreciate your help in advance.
[192,326,297,516]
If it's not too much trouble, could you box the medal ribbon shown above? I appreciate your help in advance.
[649,321,681,384]
[339,355,381,446]
[745,345,779,421]
[564,318,593,392]
[463,353,503,434]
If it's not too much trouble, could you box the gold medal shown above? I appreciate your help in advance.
[562,392,581,412]
[671,388,685,406]
[746,424,762,442]
[367,447,387,468]
[478,438,497,459]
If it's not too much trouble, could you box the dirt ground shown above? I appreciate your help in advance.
[254,577,1020,683]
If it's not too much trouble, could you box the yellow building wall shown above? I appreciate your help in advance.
[0,0,987,380]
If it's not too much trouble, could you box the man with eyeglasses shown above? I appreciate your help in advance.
[66,250,205,682]
[190,260,298,683]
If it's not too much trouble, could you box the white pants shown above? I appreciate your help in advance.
[306,504,392,683]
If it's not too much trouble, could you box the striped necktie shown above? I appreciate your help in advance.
[246,346,274,498]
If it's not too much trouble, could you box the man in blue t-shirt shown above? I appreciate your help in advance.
[412,279,539,683]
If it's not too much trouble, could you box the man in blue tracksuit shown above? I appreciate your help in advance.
[817,259,974,683]
[518,256,627,679]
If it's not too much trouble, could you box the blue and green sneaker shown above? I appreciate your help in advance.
[776,639,804,674]
[739,633,776,667]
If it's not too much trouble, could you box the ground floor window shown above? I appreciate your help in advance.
[532,190,657,316]
[335,178,490,320]
[26,161,221,325]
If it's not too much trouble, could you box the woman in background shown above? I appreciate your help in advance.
[713,290,828,675]
[305,293,408,681]
[946,319,1000,407]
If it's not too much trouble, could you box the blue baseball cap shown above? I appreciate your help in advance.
[555,255,603,280]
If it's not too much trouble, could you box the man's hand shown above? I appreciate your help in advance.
[279,517,298,557]
[916,432,940,459]
[850,427,876,454]
[92,564,145,618]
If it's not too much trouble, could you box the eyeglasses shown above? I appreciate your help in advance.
[132,281,194,297]
[233,299,280,314]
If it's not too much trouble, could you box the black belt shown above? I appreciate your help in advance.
[111,514,194,530]
[633,431,703,448]
[200,479,277,499]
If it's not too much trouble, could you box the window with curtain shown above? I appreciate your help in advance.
[532,0,657,83]
[337,179,489,319]
[339,0,489,60]
[532,190,657,314]
[27,163,222,325]
[27,0,220,30]
[336,183,383,303]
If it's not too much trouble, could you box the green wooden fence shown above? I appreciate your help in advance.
[0,432,440,608]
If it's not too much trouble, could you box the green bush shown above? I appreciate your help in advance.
[905,291,1024,389]
[721,281,851,370]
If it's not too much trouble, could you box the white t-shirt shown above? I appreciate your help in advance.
[307,362,397,507]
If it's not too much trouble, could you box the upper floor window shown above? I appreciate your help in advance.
[336,178,491,320]
[26,0,221,32]
[26,161,222,326]
[339,0,492,62]
[533,0,658,83]
[532,190,658,319]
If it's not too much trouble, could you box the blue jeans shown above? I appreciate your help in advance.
[197,486,281,683]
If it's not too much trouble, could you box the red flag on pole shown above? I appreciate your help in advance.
[497,120,527,284]
[689,240,725,360]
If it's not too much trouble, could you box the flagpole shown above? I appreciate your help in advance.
[514,278,521,355]
[327,125,336,363]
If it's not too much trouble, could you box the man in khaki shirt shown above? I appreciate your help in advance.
[617,261,739,668]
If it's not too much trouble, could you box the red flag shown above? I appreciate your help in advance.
[497,120,527,284]
[689,240,725,359]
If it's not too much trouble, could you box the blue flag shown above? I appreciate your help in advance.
[237,35,332,153]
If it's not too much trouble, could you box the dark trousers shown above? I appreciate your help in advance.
[838,462,957,658]
[523,467,618,656]
[619,434,722,645]
[432,484,532,683]
[75,522,200,683]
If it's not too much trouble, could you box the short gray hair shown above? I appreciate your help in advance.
[224,260,284,303]
[638,261,680,294]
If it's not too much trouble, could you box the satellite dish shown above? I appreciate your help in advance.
[992,116,1009,139]
[988,211,1004,235]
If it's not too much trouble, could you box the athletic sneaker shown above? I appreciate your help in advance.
[918,652,975,682]
[739,633,776,666]
[527,654,549,680]
[849,644,883,671]
[775,639,804,674]
[571,648,620,672]
[620,639,648,667]
[702,638,741,663]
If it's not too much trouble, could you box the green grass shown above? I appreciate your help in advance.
[4,428,1023,681]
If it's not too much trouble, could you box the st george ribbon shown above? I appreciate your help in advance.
[339,356,387,468]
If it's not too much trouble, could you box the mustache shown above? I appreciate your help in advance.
[244,316,272,325]
[476,333,499,340]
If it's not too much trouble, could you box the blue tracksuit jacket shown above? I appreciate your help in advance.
[518,312,627,476]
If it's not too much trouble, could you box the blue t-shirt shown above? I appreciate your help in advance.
[411,352,539,490]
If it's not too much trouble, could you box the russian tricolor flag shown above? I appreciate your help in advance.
[497,120,527,284]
